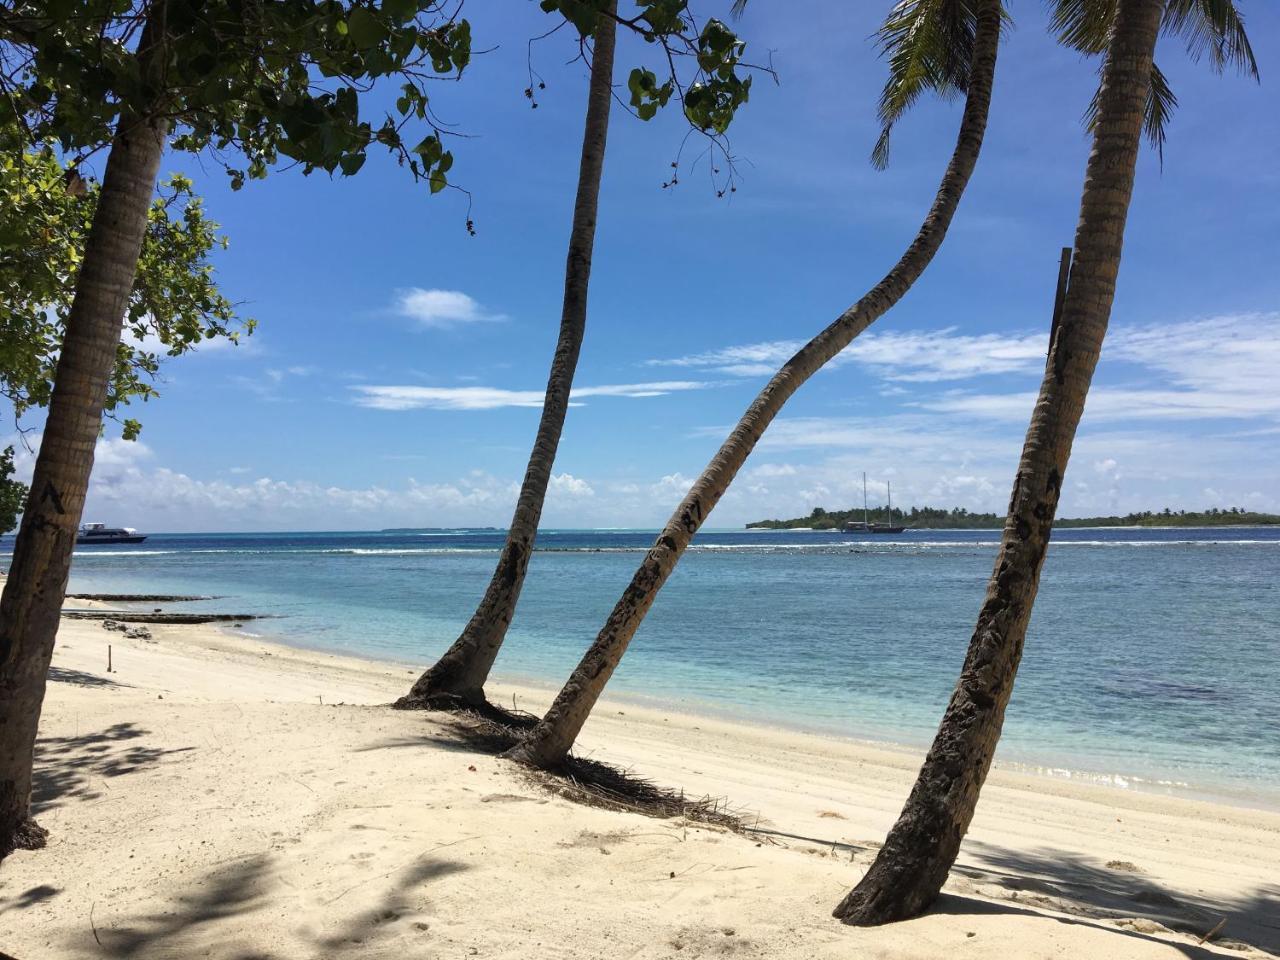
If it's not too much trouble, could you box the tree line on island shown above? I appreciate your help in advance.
[0,0,1260,936]
[750,505,1280,531]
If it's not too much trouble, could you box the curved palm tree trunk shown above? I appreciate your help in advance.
[395,3,617,711]
[506,0,1004,769]
[832,0,1164,927]
[0,90,169,859]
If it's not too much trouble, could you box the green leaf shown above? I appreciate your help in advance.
[346,7,388,48]
[339,152,367,175]
[382,0,418,24]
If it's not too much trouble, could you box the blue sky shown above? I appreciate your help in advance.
[11,2,1280,532]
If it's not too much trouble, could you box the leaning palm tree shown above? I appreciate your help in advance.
[833,0,1258,926]
[0,11,173,858]
[395,3,618,710]
[507,0,1007,767]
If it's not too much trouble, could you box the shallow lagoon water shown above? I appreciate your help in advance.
[19,525,1280,808]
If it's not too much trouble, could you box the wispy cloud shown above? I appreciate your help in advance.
[231,364,315,402]
[350,380,713,411]
[843,329,1047,382]
[123,328,255,357]
[917,314,1280,424]
[395,288,505,329]
[649,340,801,377]
[648,328,1048,382]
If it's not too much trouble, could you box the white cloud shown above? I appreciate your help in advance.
[395,289,505,329]
[647,328,1048,382]
[573,381,712,399]
[550,473,594,498]
[350,380,713,411]
[649,340,801,375]
[351,386,541,411]
[899,314,1280,424]
[122,328,252,357]
[749,462,798,478]
[841,329,1047,382]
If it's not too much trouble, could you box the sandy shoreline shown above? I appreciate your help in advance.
[236,617,1279,815]
[1,613,1277,958]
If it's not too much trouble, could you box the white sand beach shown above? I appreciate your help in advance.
[2,613,1277,959]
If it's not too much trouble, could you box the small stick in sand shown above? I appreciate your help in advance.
[1197,918,1227,945]
[107,645,112,673]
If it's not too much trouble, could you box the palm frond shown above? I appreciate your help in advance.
[1057,0,1255,161]
[1163,0,1259,80]
[730,0,749,19]
[1047,0,1116,54]
[1144,61,1178,161]
[872,0,1007,168]
[1083,60,1178,161]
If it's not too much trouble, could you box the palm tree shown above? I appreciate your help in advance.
[833,0,1258,926]
[0,11,170,858]
[0,0,473,861]
[395,3,618,711]
[507,0,1007,768]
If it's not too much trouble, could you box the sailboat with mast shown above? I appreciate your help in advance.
[842,473,906,534]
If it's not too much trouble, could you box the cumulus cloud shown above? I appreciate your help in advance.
[395,289,505,329]
[546,473,591,498]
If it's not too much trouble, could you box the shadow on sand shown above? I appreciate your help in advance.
[32,722,195,815]
[949,841,1280,955]
[84,852,468,959]
[47,666,128,689]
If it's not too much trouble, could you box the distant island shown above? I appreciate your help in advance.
[380,527,503,534]
[747,506,1280,530]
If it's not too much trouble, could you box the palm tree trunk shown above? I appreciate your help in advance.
[506,0,1004,769]
[395,3,617,711]
[0,33,170,860]
[832,0,1164,927]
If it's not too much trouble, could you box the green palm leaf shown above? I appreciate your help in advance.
[1163,0,1259,78]
[872,0,1010,168]
[1049,0,1257,155]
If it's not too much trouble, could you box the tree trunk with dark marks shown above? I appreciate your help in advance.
[0,14,170,860]
[505,0,1004,770]
[395,4,617,711]
[832,0,1164,927]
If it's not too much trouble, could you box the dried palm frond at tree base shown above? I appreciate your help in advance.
[428,708,753,833]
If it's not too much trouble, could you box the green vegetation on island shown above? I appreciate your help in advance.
[747,506,1280,531]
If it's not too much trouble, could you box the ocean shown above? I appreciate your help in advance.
[14,526,1280,809]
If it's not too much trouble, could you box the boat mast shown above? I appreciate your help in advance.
[887,480,892,524]
[863,472,869,528]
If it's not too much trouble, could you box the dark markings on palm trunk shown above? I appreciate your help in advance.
[832,0,1165,926]
[505,0,1006,771]
[394,3,618,712]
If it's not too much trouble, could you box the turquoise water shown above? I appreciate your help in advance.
[16,527,1280,808]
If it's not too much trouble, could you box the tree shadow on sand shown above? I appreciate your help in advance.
[88,852,468,959]
[47,666,128,689]
[95,854,275,958]
[0,883,62,917]
[32,723,195,815]
[949,841,1280,955]
[309,856,469,953]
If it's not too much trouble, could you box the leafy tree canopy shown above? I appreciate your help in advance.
[0,0,474,194]
[0,131,248,439]
[0,445,24,533]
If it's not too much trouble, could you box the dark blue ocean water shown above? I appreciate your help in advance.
[14,526,1280,807]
